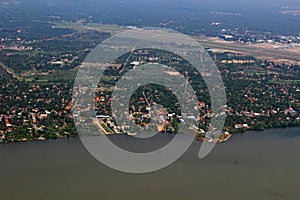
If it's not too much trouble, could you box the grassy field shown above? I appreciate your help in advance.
[25,69,78,84]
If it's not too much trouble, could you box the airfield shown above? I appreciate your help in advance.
[54,22,300,64]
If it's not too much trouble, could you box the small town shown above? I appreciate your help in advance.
[1,40,300,142]
[0,5,299,143]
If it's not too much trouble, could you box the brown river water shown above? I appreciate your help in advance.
[1,127,300,200]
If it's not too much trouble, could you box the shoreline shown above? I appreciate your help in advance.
[1,125,300,145]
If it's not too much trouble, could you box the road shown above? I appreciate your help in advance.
[0,62,22,81]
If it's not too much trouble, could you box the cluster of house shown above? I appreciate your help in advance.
[0,81,73,139]
[220,59,256,64]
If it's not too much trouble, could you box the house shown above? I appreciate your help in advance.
[235,124,249,129]
[39,114,48,119]
[130,61,140,66]
[235,124,243,129]
[219,35,234,40]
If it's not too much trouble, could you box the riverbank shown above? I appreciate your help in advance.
[2,124,300,145]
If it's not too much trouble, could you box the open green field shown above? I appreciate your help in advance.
[25,69,77,84]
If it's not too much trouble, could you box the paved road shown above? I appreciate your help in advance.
[0,62,22,81]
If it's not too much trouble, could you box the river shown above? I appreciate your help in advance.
[1,127,300,200]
